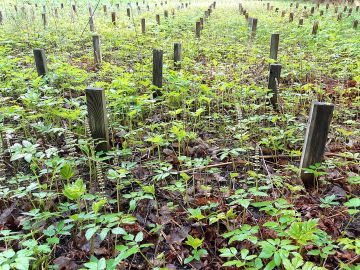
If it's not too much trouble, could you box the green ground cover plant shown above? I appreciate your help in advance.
[0,0,359,269]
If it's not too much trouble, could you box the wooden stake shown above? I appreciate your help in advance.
[85,87,110,152]
[269,33,279,61]
[127,8,131,17]
[42,13,47,28]
[153,49,163,94]
[268,64,281,109]
[89,16,95,32]
[174,43,181,70]
[156,14,160,25]
[353,20,358,29]
[141,18,146,33]
[33,49,48,76]
[92,35,101,66]
[251,18,258,36]
[289,12,294,22]
[196,21,201,38]
[112,12,116,25]
[299,18,304,25]
[312,21,319,35]
[300,102,334,188]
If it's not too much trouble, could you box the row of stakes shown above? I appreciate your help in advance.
[0,0,193,26]
[31,9,334,189]
[248,1,359,30]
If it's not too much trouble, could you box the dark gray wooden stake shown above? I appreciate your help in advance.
[103,5,107,14]
[112,12,116,25]
[353,20,358,29]
[281,10,285,17]
[267,64,281,109]
[174,43,181,70]
[196,21,201,38]
[153,49,163,95]
[164,10,168,18]
[85,87,110,152]
[156,14,160,25]
[72,4,76,13]
[141,18,146,33]
[42,13,47,28]
[200,17,204,29]
[248,17,253,28]
[33,49,48,76]
[0,11,3,25]
[89,16,95,32]
[300,102,334,188]
[320,10,324,16]
[310,6,314,14]
[269,33,279,61]
[299,18,304,26]
[127,8,131,17]
[92,35,101,65]
[312,21,319,35]
[289,12,294,22]
[251,18,258,36]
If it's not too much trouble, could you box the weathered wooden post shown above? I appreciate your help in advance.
[267,3,270,10]
[0,11,3,25]
[33,49,48,76]
[61,3,64,9]
[248,17,253,28]
[300,102,334,188]
[116,3,120,10]
[141,18,146,33]
[320,10,324,16]
[312,21,319,35]
[251,18,258,36]
[112,12,116,25]
[72,4,76,13]
[54,8,59,18]
[156,14,160,25]
[343,6,347,12]
[103,5,107,14]
[195,21,201,38]
[200,17,204,29]
[335,6,338,13]
[326,3,329,10]
[281,10,286,17]
[356,6,359,12]
[164,10,168,18]
[153,49,163,97]
[89,16,95,31]
[269,33,279,61]
[92,35,101,66]
[299,18,304,25]
[296,2,299,8]
[348,8,352,16]
[127,8,131,17]
[289,12,294,22]
[85,87,110,152]
[310,6,315,14]
[42,13,47,28]
[268,64,281,109]
[337,13,342,21]
[174,43,181,70]
[353,20,358,29]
